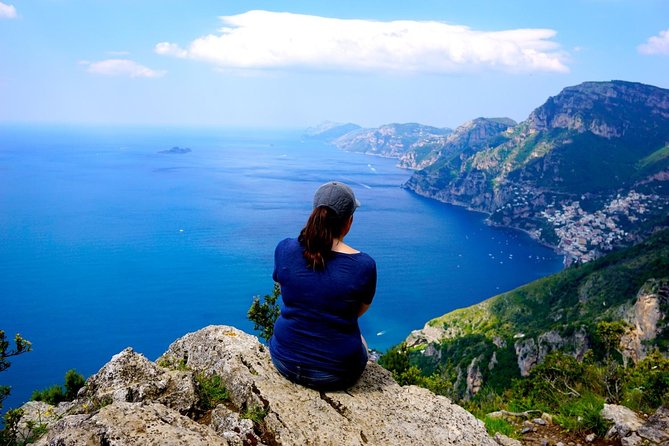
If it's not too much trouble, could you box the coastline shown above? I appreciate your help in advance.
[400,182,569,265]
[339,144,570,262]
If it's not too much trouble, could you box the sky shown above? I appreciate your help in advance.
[1,0,668,129]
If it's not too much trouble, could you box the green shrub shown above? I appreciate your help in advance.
[156,357,188,371]
[31,370,85,406]
[396,366,422,387]
[622,387,645,412]
[622,350,669,412]
[0,408,23,445]
[378,343,412,382]
[248,283,281,343]
[464,386,509,418]
[592,321,628,361]
[196,374,229,410]
[31,384,65,405]
[64,369,86,400]
[241,405,268,424]
[418,371,453,396]
[483,343,521,394]
[512,351,585,409]
[0,407,49,446]
[554,392,609,435]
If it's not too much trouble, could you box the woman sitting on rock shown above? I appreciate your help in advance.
[269,181,377,391]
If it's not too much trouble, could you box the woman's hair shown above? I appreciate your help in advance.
[298,206,349,270]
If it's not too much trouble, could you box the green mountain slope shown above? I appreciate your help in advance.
[398,228,669,399]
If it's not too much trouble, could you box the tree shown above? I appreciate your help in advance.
[247,283,281,343]
[64,369,85,401]
[0,330,31,411]
[594,321,627,360]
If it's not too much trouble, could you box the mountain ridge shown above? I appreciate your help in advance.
[308,80,669,264]
[408,80,669,264]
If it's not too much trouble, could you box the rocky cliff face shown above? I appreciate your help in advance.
[526,81,669,137]
[620,279,669,364]
[17,326,507,446]
[513,327,590,377]
[402,118,516,201]
[602,404,669,445]
[404,81,669,264]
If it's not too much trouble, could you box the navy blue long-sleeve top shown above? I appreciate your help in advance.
[269,238,377,374]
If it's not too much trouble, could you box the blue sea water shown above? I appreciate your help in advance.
[0,125,563,412]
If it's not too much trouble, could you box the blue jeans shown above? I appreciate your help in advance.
[270,353,365,391]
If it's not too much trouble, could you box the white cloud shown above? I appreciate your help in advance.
[638,29,669,56]
[155,42,188,58]
[0,2,17,19]
[82,59,165,78]
[155,10,569,74]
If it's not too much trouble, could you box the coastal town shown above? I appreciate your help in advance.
[540,190,667,263]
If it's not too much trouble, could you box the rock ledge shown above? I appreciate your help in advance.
[19,325,507,445]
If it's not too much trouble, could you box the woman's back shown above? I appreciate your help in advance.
[270,237,376,374]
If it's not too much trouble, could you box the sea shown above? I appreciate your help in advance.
[0,125,563,412]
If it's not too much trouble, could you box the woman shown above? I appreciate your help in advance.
[269,181,377,391]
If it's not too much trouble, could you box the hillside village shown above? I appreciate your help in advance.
[540,190,667,263]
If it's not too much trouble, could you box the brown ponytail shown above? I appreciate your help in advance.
[298,206,348,270]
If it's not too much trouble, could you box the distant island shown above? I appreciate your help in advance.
[158,146,191,154]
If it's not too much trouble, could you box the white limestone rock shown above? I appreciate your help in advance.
[18,325,504,446]
[79,347,199,416]
[32,401,229,446]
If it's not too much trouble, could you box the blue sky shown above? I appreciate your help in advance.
[1,0,668,129]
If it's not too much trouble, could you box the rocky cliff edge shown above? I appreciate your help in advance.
[16,325,508,446]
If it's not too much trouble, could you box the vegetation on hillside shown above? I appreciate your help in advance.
[426,227,669,340]
[379,228,669,437]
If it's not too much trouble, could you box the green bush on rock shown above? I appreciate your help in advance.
[31,369,85,406]
[248,283,281,343]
